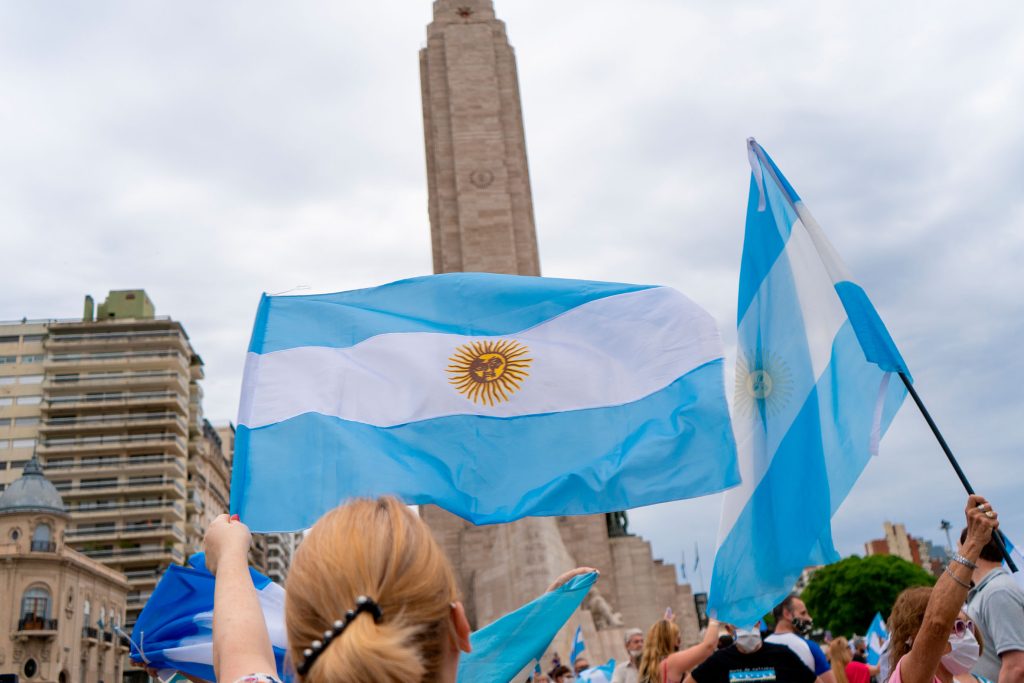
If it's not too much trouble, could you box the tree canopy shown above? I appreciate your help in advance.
[801,555,936,636]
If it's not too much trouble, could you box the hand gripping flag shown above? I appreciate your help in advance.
[865,612,889,666]
[708,140,908,626]
[130,554,596,683]
[233,272,739,530]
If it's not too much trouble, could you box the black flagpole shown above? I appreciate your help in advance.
[898,372,1018,572]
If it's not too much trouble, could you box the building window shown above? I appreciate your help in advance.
[0,397,11,406]
[15,417,40,426]
[0,335,18,344]
[20,586,51,621]
[0,377,15,385]
[32,523,55,552]
[0,355,16,364]
[12,439,36,449]
[24,658,38,679]
[0,418,11,426]
[9,527,20,541]
[22,335,45,342]
[16,395,42,405]
[21,355,43,364]
[19,374,43,384]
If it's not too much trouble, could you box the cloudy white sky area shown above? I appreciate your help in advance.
[2,1,1022,585]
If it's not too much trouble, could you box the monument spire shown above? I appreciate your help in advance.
[420,0,540,275]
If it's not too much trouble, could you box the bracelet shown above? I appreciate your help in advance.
[951,553,977,570]
[945,565,972,589]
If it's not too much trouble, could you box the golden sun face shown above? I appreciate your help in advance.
[448,339,532,406]
[734,352,794,419]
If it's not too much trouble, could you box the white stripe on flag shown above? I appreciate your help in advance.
[239,287,722,429]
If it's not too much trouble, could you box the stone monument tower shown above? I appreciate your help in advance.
[419,0,702,665]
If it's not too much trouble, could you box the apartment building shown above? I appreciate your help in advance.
[0,290,230,630]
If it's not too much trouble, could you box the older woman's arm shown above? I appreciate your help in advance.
[205,514,277,683]
[899,495,998,683]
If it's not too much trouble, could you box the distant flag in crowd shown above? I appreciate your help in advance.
[865,612,889,666]
[570,625,586,665]
[130,555,595,683]
[578,659,617,683]
[693,541,701,574]
[128,554,288,682]
[708,139,908,626]
[680,550,687,580]
[233,272,739,531]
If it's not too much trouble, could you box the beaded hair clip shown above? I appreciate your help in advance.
[295,595,384,676]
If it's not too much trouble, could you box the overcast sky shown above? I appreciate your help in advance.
[2,1,1022,584]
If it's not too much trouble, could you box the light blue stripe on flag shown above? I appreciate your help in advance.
[708,140,908,627]
[233,273,739,531]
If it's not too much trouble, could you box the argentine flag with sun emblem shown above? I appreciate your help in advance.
[232,272,739,531]
[708,139,909,626]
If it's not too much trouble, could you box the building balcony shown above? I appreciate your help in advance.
[42,390,189,414]
[66,523,185,544]
[69,499,185,520]
[30,540,57,552]
[15,616,58,638]
[44,455,186,478]
[44,350,189,374]
[40,412,188,436]
[82,626,99,641]
[126,591,154,608]
[56,477,186,499]
[43,371,189,394]
[39,433,188,458]
[124,568,164,584]
[80,545,184,565]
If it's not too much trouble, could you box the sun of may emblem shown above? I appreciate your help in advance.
[734,352,794,418]
[447,339,532,406]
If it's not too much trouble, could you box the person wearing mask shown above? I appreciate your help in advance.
[612,628,645,683]
[850,637,868,664]
[575,657,591,676]
[202,497,593,683]
[960,526,1024,683]
[767,595,835,683]
[638,619,721,683]
[686,623,815,683]
[826,636,876,683]
[885,494,1000,683]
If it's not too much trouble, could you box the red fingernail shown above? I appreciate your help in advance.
[230,514,240,522]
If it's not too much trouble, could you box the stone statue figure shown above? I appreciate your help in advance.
[585,589,625,629]
[606,510,630,537]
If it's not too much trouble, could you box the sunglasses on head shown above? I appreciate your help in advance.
[951,619,976,638]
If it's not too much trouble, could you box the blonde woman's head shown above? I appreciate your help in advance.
[285,497,470,683]
[638,619,681,682]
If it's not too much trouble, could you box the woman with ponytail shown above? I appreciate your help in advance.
[204,498,473,683]
[204,497,591,683]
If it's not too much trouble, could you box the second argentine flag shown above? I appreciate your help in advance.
[232,272,739,531]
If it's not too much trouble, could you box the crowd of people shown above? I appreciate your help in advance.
[195,493,1022,683]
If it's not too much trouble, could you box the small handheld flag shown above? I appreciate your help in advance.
[233,273,739,531]
[865,612,889,666]
[708,139,909,626]
[578,659,616,683]
[570,625,586,665]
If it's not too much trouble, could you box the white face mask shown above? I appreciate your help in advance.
[941,629,980,675]
[735,628,762,654]
[628,648,643,659]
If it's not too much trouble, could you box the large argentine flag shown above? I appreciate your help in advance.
[232,273,738,531]
[708,140,908,626]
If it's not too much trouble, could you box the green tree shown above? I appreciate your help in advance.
[802,555,935,636]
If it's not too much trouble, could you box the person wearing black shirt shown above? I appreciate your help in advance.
[686,628,816,683]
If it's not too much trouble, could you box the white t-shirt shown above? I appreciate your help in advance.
[765,632,825,674]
